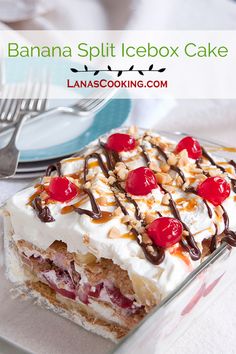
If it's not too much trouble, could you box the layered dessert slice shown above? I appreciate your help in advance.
[3,127,236,341]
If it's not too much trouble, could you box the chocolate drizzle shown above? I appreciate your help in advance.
[34,132,236,264]
[140,145,151,167]
[131,228,165,265]
[84,153,109,181]
[210,224,218,253]
[201,147,236,192]
[168,197,201,261]
[229,160,236,173]
[149,140,185,183]
[32,197,55,223]
[99,141,120,169]
[99,142,165,265]
[74,188,102,219]
[113,181,142,221]
[203,200,213,218]
[220,205,236,247]
[202,147,225,173]
[196,159,210,177]
[184,186,213,218]
[171,166,186,183]
[141,143,201,261]
[45,162,62,176]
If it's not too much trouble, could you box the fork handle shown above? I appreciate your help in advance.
[6,113,29,148]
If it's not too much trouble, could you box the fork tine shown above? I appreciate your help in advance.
[29,81,42,111]
[0,85,11,120]
[0,85,18,121]
[0,87,8,120]
[78,89,109,107]
[78,89,110,111]
[8,99,22,122]
[20,69,34,112]
[37,70,49,112]
[21,70,36,112]
[6,85,19,121]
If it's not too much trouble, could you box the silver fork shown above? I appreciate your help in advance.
[0,80,49,178]
[12,87,118,129]
[0,74,48,133]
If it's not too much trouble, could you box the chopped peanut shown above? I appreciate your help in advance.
[160,163,170,173]
[108,227,121,239]
[167,153,177,166]
[96,196,108,206]
[112,207,122,217]
[162,193,170,206]
[144,213,157,224]
[155,172,172,184]
[82,234,90,245]
[142,233,152,245]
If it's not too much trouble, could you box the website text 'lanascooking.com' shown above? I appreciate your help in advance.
[66,79,168,89]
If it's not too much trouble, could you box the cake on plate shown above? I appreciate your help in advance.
[3,127,236,342]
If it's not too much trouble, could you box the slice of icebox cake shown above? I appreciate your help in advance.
[3,127,236,342]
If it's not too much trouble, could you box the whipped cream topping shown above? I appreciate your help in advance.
[5,129,236,302]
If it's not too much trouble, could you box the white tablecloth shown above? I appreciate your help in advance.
[1,1,236,353]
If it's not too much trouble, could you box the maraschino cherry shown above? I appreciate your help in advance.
[106,133,136,152]
[176,136,202,160]
[147,217,183,248]
[48,177,77,202]
[125,167,158,196]
[197,176,230,206]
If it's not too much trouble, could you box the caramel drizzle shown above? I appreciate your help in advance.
[45,162,62,176]
[32,196,55,223]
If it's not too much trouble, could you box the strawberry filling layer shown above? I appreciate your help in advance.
[21,251,141,314]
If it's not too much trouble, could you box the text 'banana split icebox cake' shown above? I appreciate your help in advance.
[3,127,236,342]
